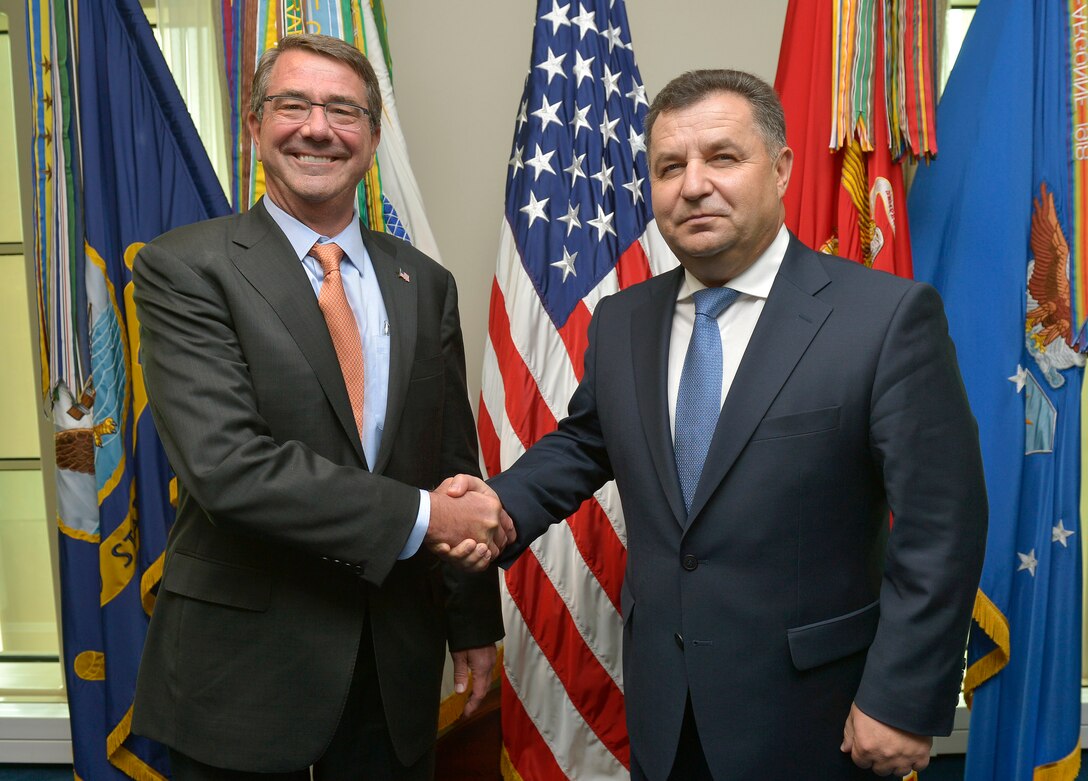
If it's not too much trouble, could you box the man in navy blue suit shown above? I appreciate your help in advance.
[450,69,986,780]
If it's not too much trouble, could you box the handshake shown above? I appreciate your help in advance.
[425,475,517,571]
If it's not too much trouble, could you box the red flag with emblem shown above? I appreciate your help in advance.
[776,0,935,279]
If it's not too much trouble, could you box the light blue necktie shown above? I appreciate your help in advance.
[675,286,741,512]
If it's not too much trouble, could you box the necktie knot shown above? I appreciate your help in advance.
[311,241,346,277]
[693,286,740,319]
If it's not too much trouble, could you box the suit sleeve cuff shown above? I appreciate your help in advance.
[397,489,430,560]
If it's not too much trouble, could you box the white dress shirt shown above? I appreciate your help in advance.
[263,196,428,559]
[668,224,789,440]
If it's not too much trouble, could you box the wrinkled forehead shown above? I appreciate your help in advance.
[268,49,367,100]
[648,95,762,157]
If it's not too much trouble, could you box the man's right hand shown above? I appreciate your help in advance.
[426,481,506,571]
[443,474,517,549]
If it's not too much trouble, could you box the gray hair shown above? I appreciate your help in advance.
[645,69,786,155]
[251,34,382,132]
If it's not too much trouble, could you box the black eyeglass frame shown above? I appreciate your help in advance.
[262,95,373,126]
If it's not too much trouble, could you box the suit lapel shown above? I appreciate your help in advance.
[632,268,688,526]
[227,201,366,464]
[686,236,833,525]
[367,231,417,475]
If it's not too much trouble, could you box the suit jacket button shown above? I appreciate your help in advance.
[674,633,684,649]
[681,554,698,571]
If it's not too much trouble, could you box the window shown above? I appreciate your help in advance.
[0,8,64,701]
[941,3,979,93]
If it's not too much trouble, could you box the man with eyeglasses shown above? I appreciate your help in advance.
[131,33,510,781]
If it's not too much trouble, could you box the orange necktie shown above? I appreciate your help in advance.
[311,241,365,436]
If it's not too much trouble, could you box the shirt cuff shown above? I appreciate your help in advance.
[397,489,430,560]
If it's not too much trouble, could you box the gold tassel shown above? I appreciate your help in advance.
[1034,740,1082,780]
[962,589,1010,707]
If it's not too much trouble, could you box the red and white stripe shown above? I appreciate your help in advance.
[479,217,675,780]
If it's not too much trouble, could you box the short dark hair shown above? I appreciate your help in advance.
[645,69,786,156]
[251,34,382,132]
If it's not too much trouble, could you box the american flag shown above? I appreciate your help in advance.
[477,1,675,778]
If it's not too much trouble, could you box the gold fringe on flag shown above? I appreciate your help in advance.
[962,588,1010,707]
[107,706,169,781]
[500,746,526,781]
[1033,740,1082,781]
[840,140,876,266]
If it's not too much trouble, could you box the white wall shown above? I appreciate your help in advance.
[384,1,790,406]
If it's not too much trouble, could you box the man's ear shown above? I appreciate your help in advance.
[364,123,382,173]
[247,112,263,162]
[775,146,794,199]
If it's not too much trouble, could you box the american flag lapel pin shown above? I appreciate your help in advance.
[398,268,410,283]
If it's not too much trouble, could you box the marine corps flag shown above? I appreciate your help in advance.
[909,0,1085,778]
[775,0,939,277]
[26,0,229,777]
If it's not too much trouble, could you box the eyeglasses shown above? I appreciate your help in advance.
[263,95,372,129]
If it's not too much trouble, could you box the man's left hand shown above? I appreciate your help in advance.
[841,702,932,777]
[451,644,498,718]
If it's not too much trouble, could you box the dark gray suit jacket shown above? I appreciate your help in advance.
[492,234,986,780]
[131,200,501,772]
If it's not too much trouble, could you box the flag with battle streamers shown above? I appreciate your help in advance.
[775,0,938,278]
[25,0,230,778]
[909,0,1087,777]
[773,5,939,779]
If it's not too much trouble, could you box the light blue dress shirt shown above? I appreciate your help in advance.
[263,196,429,559]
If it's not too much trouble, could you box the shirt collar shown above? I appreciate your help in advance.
[678,223,789,302]
[262,195,370,273]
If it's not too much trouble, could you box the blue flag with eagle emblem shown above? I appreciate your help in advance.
[26,0,229,778]
[908,0,1084,777]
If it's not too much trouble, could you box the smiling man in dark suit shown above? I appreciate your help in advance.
[449,69,987,779]
[131,33,510,781]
